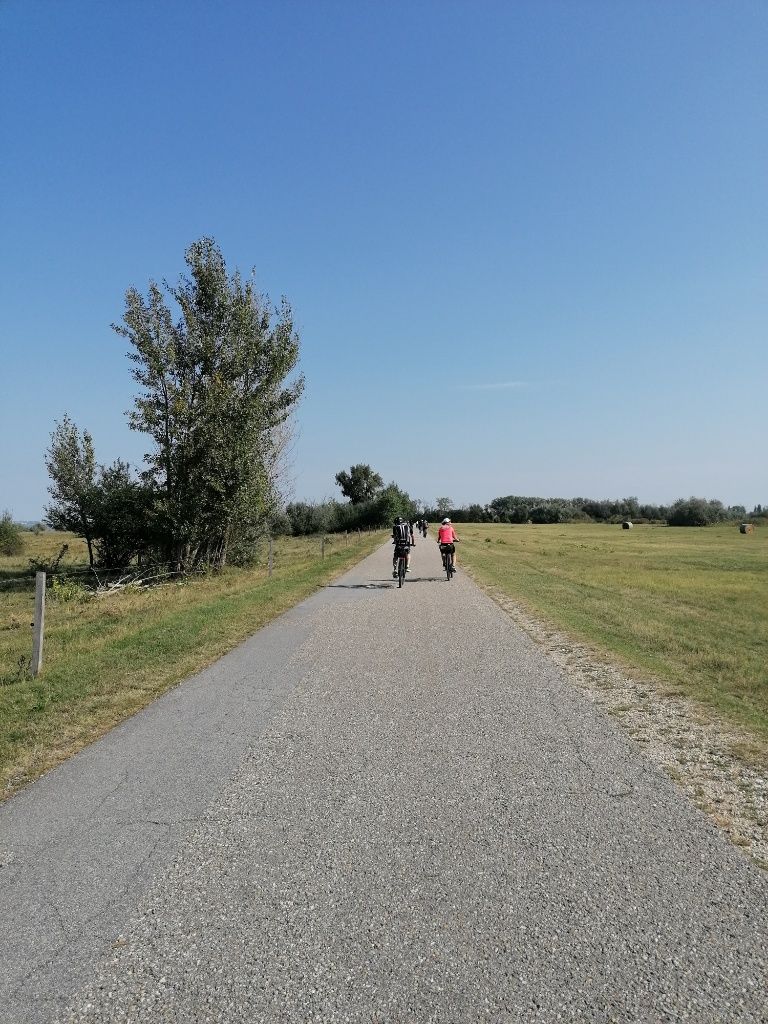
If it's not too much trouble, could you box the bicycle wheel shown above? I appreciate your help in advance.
[444,550,452,581]
[398,556,406,587]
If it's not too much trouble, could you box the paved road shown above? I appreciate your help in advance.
[1,539,767,1023]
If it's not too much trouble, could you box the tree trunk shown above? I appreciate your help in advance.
[219,526,230,569]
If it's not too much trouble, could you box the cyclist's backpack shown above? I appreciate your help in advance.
[393,522,410,546]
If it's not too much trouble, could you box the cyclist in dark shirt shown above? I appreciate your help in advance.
[391,517,415,577]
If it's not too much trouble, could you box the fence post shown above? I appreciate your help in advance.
[268,536,273,578]
[321,535,325,560]
[31,572,46,677]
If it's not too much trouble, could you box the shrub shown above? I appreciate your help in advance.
[285,501,338,535]
[91,461,156,567]
[28,543,69,574]
[529,504,568,524]
[0,511,23,556]
[268,512,293,537]
[668,497,727,527]
[50,577,92,604]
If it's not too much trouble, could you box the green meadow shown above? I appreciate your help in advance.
[458,522,768,752]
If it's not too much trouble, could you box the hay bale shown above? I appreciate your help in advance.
[622,521,633,530]
[740,523,754,535]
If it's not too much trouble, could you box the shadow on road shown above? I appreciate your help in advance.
[327,577,447,589]
[325,581,393,590]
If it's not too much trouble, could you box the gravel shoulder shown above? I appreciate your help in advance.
[2,539,767,1023]
[466,571,768,870]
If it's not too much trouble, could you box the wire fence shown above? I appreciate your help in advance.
[0,527,383,590]
[1,528,385,682]
[0,562,183,590]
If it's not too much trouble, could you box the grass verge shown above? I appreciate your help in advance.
[457,522,768,756]
[0,531,385,797]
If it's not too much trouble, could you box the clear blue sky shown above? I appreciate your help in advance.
[1,0,766,519]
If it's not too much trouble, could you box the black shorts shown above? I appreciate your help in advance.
[440,543,455,554]
[394,543,411,557]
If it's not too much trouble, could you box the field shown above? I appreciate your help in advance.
[457,522,768,751]
[0,529,385,797]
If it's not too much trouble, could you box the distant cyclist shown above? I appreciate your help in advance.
[392,516,415,577]
[437,517,459,574]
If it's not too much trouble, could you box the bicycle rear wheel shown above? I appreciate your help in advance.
[443,549,452,581]
[398,556,406,587]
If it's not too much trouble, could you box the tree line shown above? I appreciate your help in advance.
[419,495,766,527]
[276,472,766,537]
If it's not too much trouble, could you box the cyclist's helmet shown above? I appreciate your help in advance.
[395,516,404,524]
[442,517,451,524]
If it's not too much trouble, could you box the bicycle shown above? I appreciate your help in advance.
[394,544,409,588]
[440,542,455,581]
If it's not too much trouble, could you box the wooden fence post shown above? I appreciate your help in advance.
[31,572,46,677]
[321,535,325,560]
[268,536,273,577]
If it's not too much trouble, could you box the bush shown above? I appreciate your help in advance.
[50,577,92,604]
[28,542,69,574]
[285,482,418,536]
[285,501,338,535]
[0,511,23,556]
[668,497,727,527]
[529,504,568,524]
[91,462,156,567]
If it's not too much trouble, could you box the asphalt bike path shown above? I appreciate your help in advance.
[1,539,766,1022]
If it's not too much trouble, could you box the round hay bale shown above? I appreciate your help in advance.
[739,523,754,534]
[622,521,633,530]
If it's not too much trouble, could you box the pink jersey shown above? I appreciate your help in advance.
[438,524,457,544]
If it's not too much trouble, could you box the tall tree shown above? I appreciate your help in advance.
[335,464,384,504]
[113,238,303,568]
[45,415,98,566]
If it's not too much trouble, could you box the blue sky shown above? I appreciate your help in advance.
[1,0,766,518]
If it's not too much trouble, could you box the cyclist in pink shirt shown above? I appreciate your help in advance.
[437,517,459,574]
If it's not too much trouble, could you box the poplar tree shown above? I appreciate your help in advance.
[113,238,304,568]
